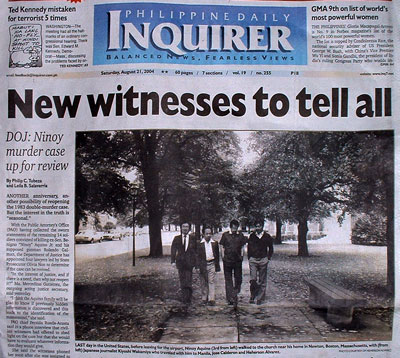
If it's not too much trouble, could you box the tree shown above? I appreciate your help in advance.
[103,221,116,231]
[101,130,176,257]
[246,132,352,256]
[238,160,290,243]
[75,132,132,234]
[238,130,394,292]
[162,131,240,235]
[114,130,241,255]
[77,130,241,257]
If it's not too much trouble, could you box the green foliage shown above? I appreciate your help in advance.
[238,131,393,257]
[75,132,133,233]
[161,131,240,227]
[351,213,387,246]
[76,130,240,245]
[239,132,351,224]
[343,131,393,215]
[103,222,116,231]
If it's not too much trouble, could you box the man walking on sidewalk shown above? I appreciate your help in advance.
[219,219,247,306]
[248,219,274,305]
[171,223,197,305]
[196,226,220,306]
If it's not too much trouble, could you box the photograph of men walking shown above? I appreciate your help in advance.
[74,129,393,344]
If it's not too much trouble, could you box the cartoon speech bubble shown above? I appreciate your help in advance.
[9,24,42,52]
[9,24,42,67]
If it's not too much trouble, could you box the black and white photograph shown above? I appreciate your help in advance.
[74,130,393,344]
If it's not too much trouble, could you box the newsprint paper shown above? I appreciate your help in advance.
[0,0,399,357]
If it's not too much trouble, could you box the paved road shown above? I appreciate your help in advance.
[75,229,179,264]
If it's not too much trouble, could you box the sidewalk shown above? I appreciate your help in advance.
[160,262,391,343]
[74,242,392,343]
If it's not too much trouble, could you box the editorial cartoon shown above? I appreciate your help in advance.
[9,24,42,68]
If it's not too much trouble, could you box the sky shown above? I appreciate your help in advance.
[235,131,258,168]
[122,130,260,182]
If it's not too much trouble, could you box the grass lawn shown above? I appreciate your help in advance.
[74,240,392,342]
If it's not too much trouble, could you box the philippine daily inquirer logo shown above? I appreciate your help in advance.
[93,3,307,65]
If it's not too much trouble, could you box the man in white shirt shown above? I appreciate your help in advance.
[196,226,220,305]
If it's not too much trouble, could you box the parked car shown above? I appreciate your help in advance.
[102,230,122,241]
[75,230,103,244]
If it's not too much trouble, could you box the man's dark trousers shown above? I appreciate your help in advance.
[171,233,197,304]
[248,231,274,303]
[177,267,193,303]
[220,230,247,305]
[249,257,269,302]
[223,261,242,304]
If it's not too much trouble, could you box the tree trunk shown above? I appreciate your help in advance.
[148,208,163,257]
[140,133,163,257]
[275,217,282,244]
[144,174,163,257]
[297,219,309,257]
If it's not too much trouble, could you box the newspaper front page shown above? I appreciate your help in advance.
[1,0,399,357]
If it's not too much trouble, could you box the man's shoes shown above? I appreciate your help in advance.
[208,301,215,306]
[233,296,238,309]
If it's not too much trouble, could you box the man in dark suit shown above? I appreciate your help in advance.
[196,226,220,306]
[171,222,197,304]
